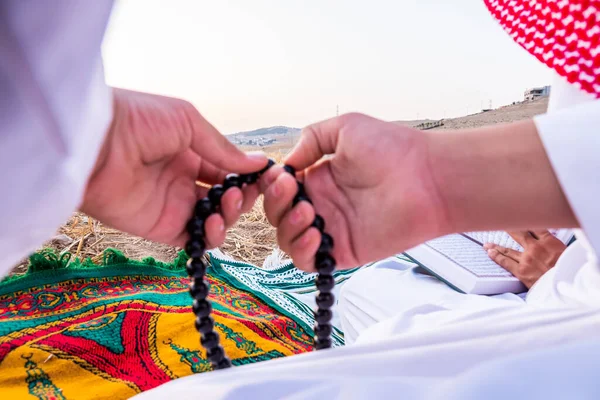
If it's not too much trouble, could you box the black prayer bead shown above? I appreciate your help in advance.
[316,292,335,309]
[201,331,220,349]
[283,165,296,176]
[293,194,312,206]
[185,240,205,259]
[207,345,226,363]
[223,173,242,190]
[192,299,212,318]
[314,337,332,350]
[259,159,275,174]
[195,198,214,218]
[314,309,333,324]
[296,182,310,206]
[215,358,232,370]
[186,218,205,237]
[296,181,305,195]
[195,316,215,334]
[186,258,207,278]
[208,184,225,205]
[314,323,333,339]
[240,172,259,185]
[316,254,336,274]
[317,233,334,255]
[311,215,325,232]
[190,279,210,298]
[185,160,335,366]
[315,274,335,292]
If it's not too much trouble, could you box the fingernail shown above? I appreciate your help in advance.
[219,222,225,232]
[483,243,492,250]
[247,151,267,161]
[290,208,303,225]
[300,233,311,247]
[487,249,497,257]
[269,180,281,197]
[236,199,242,211]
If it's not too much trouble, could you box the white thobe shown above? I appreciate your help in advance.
[3,2,600,399]
[0,0,114,277]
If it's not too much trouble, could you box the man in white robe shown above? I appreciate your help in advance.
[337,77,600,345]
[3,1,600,399]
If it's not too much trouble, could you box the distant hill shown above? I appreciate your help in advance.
[436,97,548,130]
[233,126,300,137]
[393,97,549,131]
[393,119,435,127]
[227,97,550,148]
[228,126,300,146]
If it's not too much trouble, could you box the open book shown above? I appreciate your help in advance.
[403,229,575,295]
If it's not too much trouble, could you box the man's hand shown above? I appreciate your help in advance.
[260,111,576,273]
[81,88,268,248]
[260,113,450,271]
[484,231,567,288]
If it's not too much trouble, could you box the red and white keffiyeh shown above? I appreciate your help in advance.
[484,0,600,97]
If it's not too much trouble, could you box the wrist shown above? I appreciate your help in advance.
[422,131,456,238]
[425,120,577,235]
[426,127,486,235]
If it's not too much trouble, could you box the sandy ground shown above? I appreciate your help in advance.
[9,97,549,275]
[436,98,548,130]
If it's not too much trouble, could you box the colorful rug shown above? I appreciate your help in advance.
[0,249,358,399]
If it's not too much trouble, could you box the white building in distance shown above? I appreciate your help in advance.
[524,85,551,101]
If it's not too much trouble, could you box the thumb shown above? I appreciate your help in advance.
[189,111,268,173]
[285,115,342,170]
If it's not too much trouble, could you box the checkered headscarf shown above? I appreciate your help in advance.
[485,0,600,96]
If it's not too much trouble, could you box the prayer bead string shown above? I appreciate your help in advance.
[185,159,335,370]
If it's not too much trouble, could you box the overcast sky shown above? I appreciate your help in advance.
[102,0,551,134]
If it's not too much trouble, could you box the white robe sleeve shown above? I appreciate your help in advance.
[534,97,600,258]
[0,0,114,277]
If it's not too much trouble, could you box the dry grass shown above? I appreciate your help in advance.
[219,198,277,265]
[10,213,182,275]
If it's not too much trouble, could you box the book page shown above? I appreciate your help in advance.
[425,235,514,278]
[464,229,573,252]
[464,231,524,251]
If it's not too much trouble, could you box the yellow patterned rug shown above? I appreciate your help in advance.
[0,249,355,399]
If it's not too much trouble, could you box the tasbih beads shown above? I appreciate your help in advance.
[184,159,336,370]
[282,164,336,350]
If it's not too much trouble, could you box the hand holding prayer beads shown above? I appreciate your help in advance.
[281,164,336,350]
[185,159,336,370]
